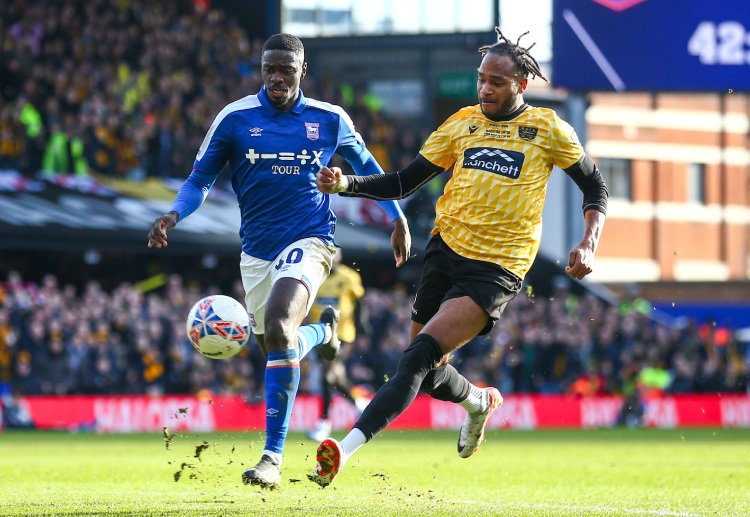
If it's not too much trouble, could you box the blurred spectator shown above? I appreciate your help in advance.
[16,94,45,175]
[566,362,606,397]
[0,308,17,396]
[11,351,41,396]
[668,353,697,393]
[0,105,26,170]
[35,335,71,394]
[41,113,87,176]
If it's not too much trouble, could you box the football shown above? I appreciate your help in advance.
[186,295,250,359]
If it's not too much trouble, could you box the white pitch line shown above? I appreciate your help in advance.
[562,8,626,92]
[432,499,705,517]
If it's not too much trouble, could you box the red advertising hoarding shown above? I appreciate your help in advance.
[2,394,749,433]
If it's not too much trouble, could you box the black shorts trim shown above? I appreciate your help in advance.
[411,234,522,335]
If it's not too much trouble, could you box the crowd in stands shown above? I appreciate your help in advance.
[1,271,748,404]
[0,0,426,184]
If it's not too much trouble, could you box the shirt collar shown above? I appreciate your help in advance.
[484,103,528,122]
[258,85,307,115]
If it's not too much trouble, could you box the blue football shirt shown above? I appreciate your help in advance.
[170,86,403,260]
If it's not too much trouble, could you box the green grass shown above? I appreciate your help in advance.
[0,428,748,516]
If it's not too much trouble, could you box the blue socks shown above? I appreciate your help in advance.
[263,349,300,455]
[263,323,328,455]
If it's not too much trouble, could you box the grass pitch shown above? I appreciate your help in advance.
[0,428,748,516]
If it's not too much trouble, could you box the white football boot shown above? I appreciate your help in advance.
[457,387,502,458]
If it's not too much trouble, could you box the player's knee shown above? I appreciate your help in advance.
[398,334,444,376]
[263,319,296,353]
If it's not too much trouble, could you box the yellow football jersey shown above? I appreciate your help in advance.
[309,264,365,343]
[419,104,584,279]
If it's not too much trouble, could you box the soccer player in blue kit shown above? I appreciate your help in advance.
[147,33,411,490]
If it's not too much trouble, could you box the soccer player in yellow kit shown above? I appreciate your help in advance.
[309,29,608,487]
[307,248,369,442]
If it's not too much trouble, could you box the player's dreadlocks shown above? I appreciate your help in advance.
[478,28,549,83]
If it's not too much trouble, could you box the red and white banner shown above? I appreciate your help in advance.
[3,394,749,433]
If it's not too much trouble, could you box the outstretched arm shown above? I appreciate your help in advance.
[317,155,443,200]
[332,116,414,265]
[148,106,229,250]
[343,154,412,267]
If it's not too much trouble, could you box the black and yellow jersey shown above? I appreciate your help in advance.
[419,104,583,279]
[309,264,364,343]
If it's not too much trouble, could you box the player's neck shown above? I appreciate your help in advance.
[484,102,527,122]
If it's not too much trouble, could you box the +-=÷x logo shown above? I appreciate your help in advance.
[245,148,323,166]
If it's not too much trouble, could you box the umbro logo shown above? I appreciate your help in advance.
[248,127,263,136]
[469,126,479,134]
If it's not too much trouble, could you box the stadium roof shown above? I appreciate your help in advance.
[0,172,408,260]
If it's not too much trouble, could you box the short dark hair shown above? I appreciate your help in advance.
[263,33,304,58]
[479,28,548,83]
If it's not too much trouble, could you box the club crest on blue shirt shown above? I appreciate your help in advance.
[305,122,320,141]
